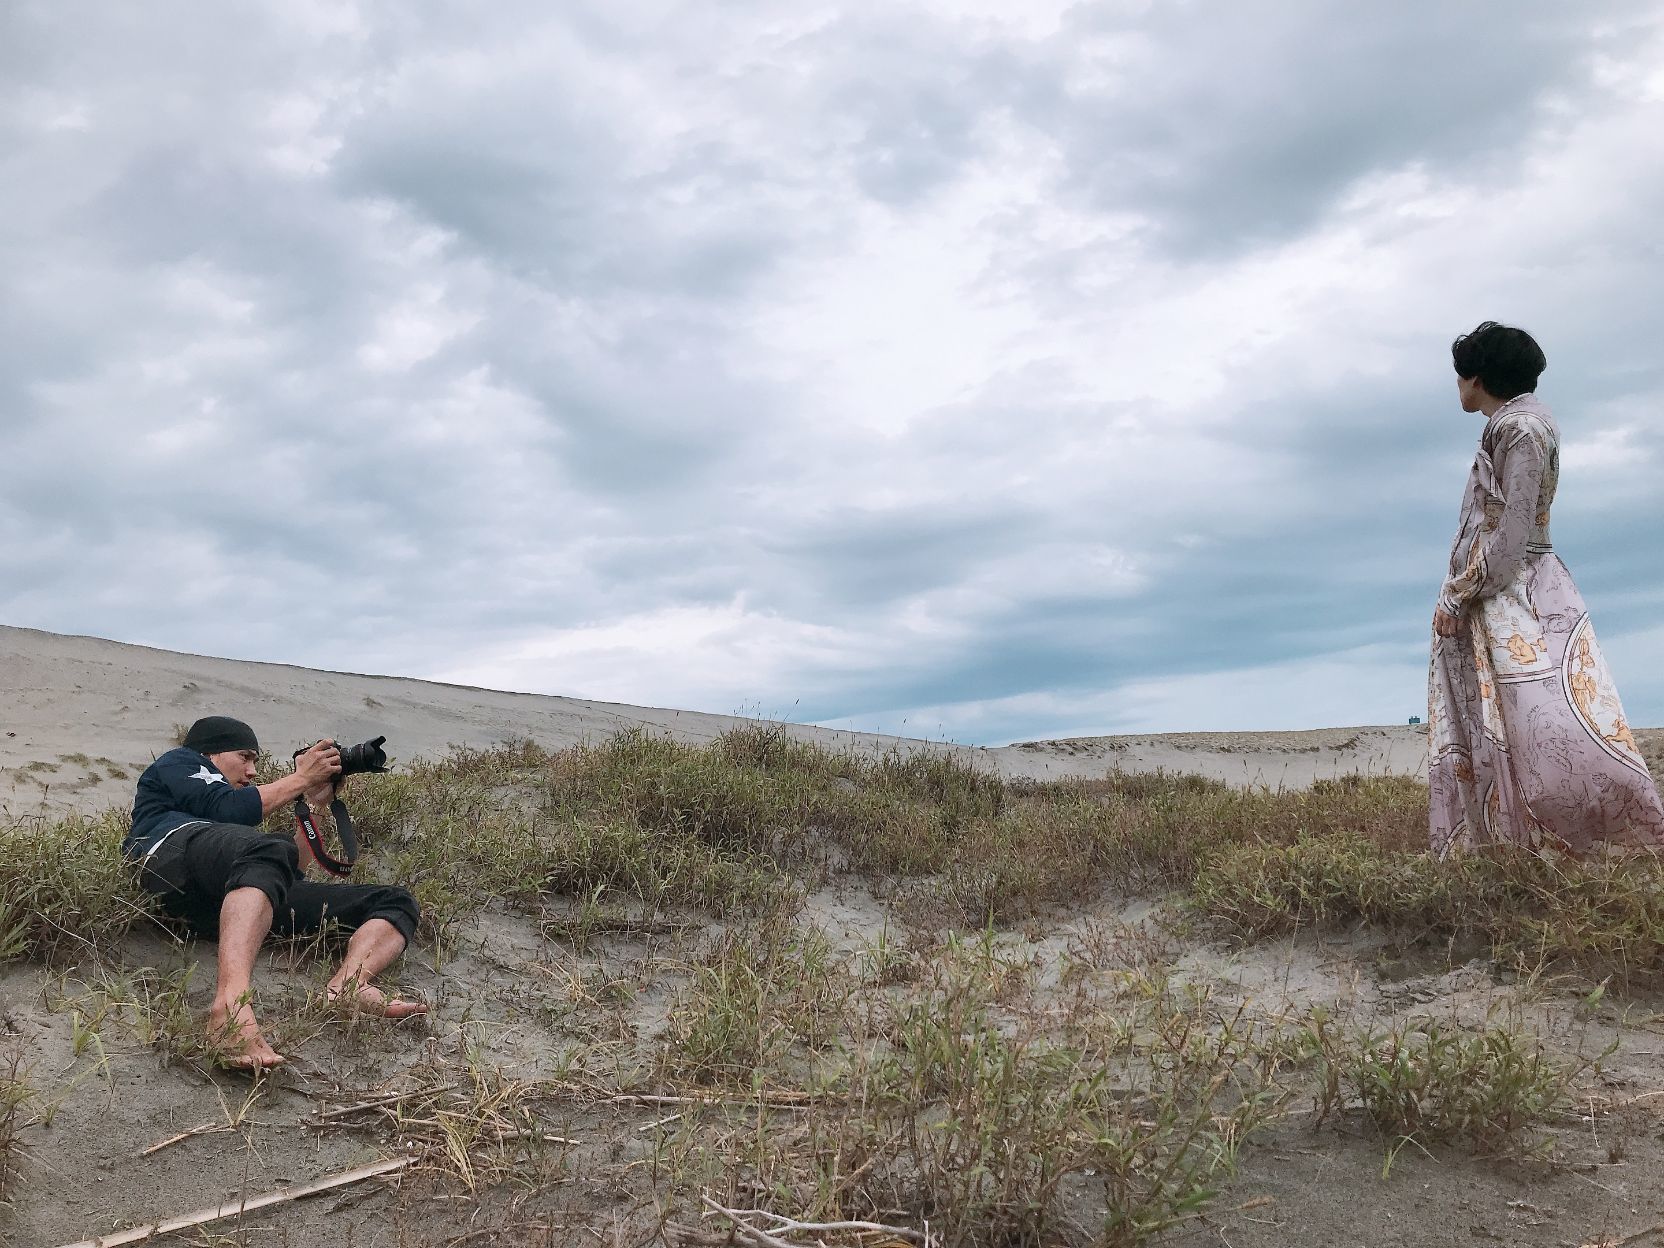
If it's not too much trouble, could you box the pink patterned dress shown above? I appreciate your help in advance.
[1428,393,1664,858]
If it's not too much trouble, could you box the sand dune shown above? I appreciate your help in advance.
[0,624,1441,818]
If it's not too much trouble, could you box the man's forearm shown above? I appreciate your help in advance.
[256,771,315,816]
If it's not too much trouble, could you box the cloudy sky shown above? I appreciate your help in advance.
[4,1,1662,745]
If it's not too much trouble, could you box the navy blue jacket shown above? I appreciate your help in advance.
[127,746,264,858]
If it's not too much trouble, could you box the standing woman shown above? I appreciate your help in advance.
[1428,321,1664,858]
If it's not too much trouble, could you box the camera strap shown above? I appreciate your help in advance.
[293,795,360,878]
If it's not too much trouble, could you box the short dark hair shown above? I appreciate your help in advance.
[1451,321,1546,400]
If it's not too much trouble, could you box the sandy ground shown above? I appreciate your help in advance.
[7,891,1664,1248]
[5,625,1664,1248]
[0,625,1430,821]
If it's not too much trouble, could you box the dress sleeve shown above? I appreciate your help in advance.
[1438,419,1547,615]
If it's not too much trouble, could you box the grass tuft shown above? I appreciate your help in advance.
[661,909,845,1086]
[1193,834,1664,984]
[1299,1011,1598,1166]
[721,932,1283,1246]
[0,810,151,962]
[0,1046,32,1204]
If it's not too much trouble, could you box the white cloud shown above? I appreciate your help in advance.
[434,599,884,714]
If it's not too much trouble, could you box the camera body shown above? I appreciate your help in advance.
[293,735,391,777]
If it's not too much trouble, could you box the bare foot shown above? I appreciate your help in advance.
[206,999,287,1070]
[325,981,428,1020]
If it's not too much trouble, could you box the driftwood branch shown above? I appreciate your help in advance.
[57,1156,413,1248]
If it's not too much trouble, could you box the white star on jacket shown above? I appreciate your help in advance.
[190,766,227,786]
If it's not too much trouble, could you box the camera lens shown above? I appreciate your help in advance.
[338,736,390,777]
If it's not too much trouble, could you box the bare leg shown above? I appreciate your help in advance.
[207,887,286,1069]
[325,919,426,1019]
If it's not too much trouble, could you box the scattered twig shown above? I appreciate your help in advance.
[138,1123,233,1157]
[699,1195,930,1247]
[494,1130,580,1146]
[605,1091,819,1111]
[314,1083,457,1121]
[1581,1088,1664,1121]
[1580,1223,1664,1248]
[540,917,699,937]
[443,1223,572,1248]
[327,1109,577,1148]
[56,1156,413,1247]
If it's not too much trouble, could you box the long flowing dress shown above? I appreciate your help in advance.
[1428,393,1664,858]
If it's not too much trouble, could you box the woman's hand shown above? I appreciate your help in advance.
[1433,606,1462,638]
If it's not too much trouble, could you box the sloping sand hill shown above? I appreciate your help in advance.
[0,624,1430,820]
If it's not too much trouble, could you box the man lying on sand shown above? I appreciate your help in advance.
[124,715,425,1069]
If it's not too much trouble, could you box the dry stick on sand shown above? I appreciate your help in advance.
[313,1082,458,1121]
[55,1157,413,1248]
[138,1122,233,1157]
[1581,1225,1664,1248]
[605,1091,819,1110]
[696,1195,931,1248]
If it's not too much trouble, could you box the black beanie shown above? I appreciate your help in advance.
[183,716,260,756]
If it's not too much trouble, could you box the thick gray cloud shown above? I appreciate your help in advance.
[3,0,1662,743]
[1040,1,1659,257]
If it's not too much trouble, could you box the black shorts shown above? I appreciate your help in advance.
[133,822,419,945]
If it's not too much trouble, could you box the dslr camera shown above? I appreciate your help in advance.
[290,736,390,878]
[294,735,392,777]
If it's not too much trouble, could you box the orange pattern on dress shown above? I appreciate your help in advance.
[1568,636,1601,727]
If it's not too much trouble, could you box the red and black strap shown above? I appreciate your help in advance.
[293,795,360,877]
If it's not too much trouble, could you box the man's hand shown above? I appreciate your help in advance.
[295,740,343,789]
[257,739,342,817]
[1433,606,1462,638]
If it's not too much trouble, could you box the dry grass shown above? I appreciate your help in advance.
[338,730,1436,931]
[1636,728,1664,782]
